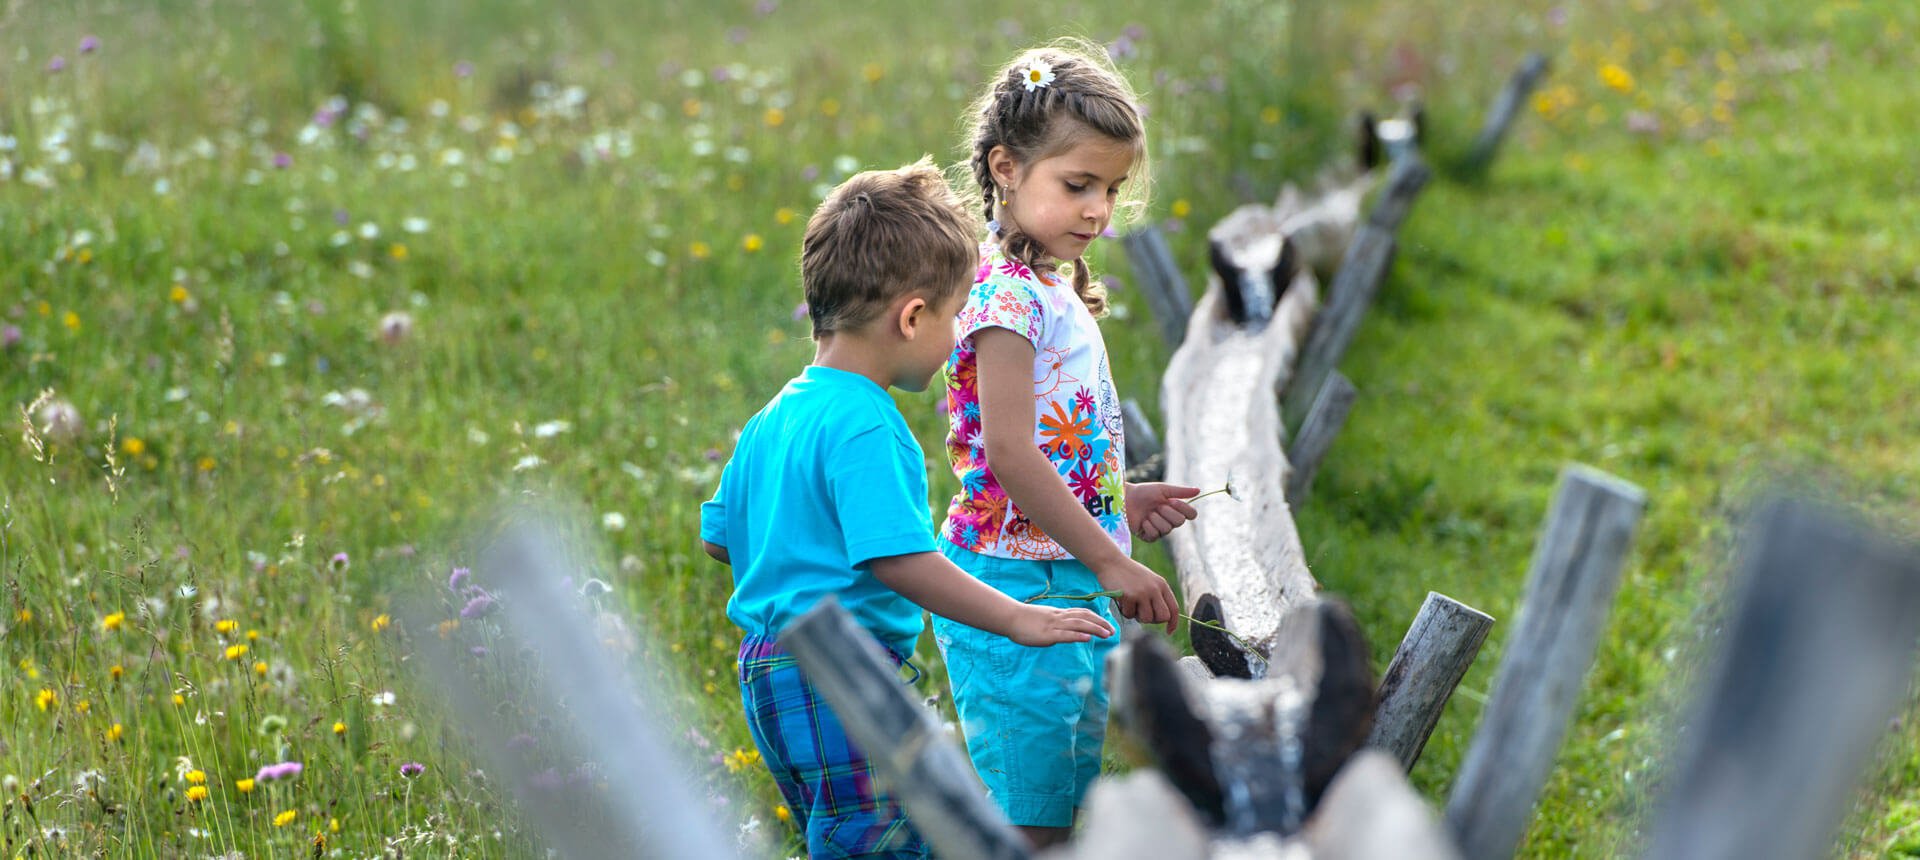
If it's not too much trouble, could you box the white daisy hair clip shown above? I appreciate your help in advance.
[1021,60,1055,92]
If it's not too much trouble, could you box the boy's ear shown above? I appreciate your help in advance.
[896,296,928,339]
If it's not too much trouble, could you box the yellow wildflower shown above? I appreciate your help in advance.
[389,243,409,261]
[332,721,347,737]
[186,785,208,802]
[763,107,785,127]
[274,810,297,827]
[122,437,146,456]
[235,778,255,793]
[1599,63,1635,93]
[15,608,29,624]
[820,98,841,118]
[371,614,391,633]
[75,699,90,714]
[690,241,712,260]
[170,284,190,304]
[109,664,124,681]
[330,817,340,833]
[775,804,792,824]
[742,234,764,253]
[63,311,81,331]
[253,661,268,677]
[102,611,126,632]
[246,629,259,641]
[172,693,186,706]
[225,644,248,661]
[436,619,460,639]
[215,619,238,635]
[862,62,884,83]
[186,770,206,785]
[107,723,125,742]
[775,207,796,226]
[682,98,703,118]
[35,688,57,712]
[723,747,761,773]
[1261,106,1281,125]
[197,457,216,472]
[1171,199,1192,219]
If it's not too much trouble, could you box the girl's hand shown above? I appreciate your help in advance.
[1126,482,1201,543]
[1094,557,1180,633]
[1008,605,1116,647]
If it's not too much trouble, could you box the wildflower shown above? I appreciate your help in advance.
[107,723,125,742]
[399,762,426,778]
[63,311,80,331]
[690,241,712,260]
[1192,482,1239,502]
[459,593,495,619]
[862,62,884,83]
[329,817,340,832]
[216,619,238,635]
[371,613,391,633]
[1171,199,1192,219]
[388,243,408,261]
[225,644,248,660]
[36,398,84,441]
[370,690,396,707]
[1020,60,1054,92]
[109,665,124,681]
[186,785,208,802]
[763,107,785,127]
[253,661,268,677]
[185,770,207,785]
[197,457,216,472]
[448,567,471,591]
[80,36,100,54]
[235,778,255,793]
[742,234,764,253]
[255,761,303,783]
[246,628,260,641]
[273,152,291,169]
[172,693,186,706]
[274,810,297,827]
[436,619,460,638]
[1599,63,1635,94]
[329,552,350,573]
[602,512,627,531]
[258,714,288,736]
[723,747,761,773]
[775,804,792,824]
[332,721,347,736]
[122,437,146,456]
[1,324,19,349]
[102,611,126,632]
[35,688,57,712]
[47,55,66,73]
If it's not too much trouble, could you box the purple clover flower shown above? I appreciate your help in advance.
[448,567,471,591]
[2,325,20,349]
[273,152,292,169]
[399,762,425,778]
[459,592,495,619]
[329,552,350,573]
[254,761,303,782]
[79,36,100,54]
[46,56,66,73]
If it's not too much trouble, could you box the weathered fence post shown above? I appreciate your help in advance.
[1367,592,1495,772]
[1122,225,1194,348]
[1284,371,1357,501]
[1639,497,1920,860]
[781,598,1033,860]
[1443,465,1644,860]
[1282,156,1430,434]
[1461,53,1550,179]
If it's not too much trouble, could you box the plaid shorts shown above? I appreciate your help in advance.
[738,634,930,859]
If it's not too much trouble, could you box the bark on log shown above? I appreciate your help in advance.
[1639,497,1920,860]
[1443,465,1644,860]
[1368,592,1495,772]
[1462,53,1550,178]
[781,598,1032,860]
[1306,750,1463,860]
[1283,157,1431,434]
[1284,371,1357,501]
[1122,224,1194,348]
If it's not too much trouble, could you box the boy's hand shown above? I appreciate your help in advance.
[1126,482,1201,543]
[1008,605,1115,647]
[1095,558,1180,634]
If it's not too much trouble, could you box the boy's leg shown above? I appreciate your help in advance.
[741,635,929,859]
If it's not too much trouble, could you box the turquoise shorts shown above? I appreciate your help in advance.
[931,541,1121,828]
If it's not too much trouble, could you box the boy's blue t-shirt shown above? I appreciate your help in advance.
[699,365,937,652]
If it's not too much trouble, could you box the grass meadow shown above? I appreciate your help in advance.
[4,0,1917,856]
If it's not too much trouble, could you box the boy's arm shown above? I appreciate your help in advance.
[868,551,1112,646]
[702,541,731,565]
[973,327,1180,631]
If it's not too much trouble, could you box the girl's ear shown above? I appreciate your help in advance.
[986,145,1021,190]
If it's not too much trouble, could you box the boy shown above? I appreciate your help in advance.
[700,158,1113,859]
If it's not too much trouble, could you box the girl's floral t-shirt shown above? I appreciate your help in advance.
[941,242,1128,561]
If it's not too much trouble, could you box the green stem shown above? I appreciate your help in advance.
[1022,589,1269,667]
[1190,484,1236,502]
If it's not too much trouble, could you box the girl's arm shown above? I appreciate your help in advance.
[973,327,1179,631]
[868,552,1113,646]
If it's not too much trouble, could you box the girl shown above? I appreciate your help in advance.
[934,43,1200,847]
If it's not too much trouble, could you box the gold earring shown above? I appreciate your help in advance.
[997,186,1008,207]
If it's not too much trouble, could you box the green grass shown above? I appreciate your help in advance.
[3,0,1916,856]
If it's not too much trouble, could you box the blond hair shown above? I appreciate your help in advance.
[963,40,1151,317]
[801,157,979,338]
